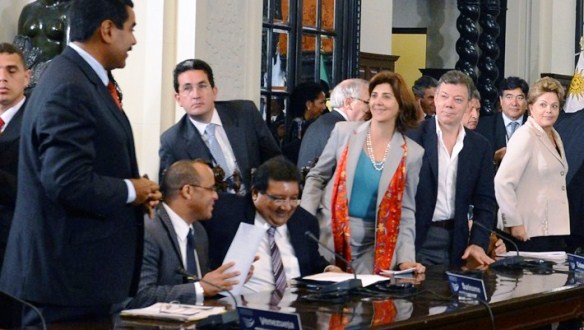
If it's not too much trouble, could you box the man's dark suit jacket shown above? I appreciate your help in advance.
[407,119,496,266]
[0,100,25,271]
[159,100,281,185]
[128,206,209,308]
[555,110,584,248]
[476,112,528,152]
[203,193,330,276]
[297,110,345,168]
[0,47,143,306]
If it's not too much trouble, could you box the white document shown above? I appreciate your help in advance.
[222,222,265,295]
[302,272,389,287]
[120,302,226,322]
[498,251,566,262]
[379,267,416,277]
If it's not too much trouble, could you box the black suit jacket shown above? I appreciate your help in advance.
[407,119,496,266]
[159,100,281,186]
[0,100,25,271]
[297,110,345,168]
[0,47,143,306]
[128,206,209,308]
[476,112,528,152]
[203,193,329,277]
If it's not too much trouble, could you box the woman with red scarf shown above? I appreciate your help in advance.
[301,71,425,274]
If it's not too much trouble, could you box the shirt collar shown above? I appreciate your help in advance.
[0,97,25,127]
[255,212,287,238]
[189,108,223,135]
[69,43,109,86]
[163,203,192,242]
[434,115,467,142]
[501,112,523,127]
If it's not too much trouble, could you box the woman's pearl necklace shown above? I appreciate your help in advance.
[366,127,391,171]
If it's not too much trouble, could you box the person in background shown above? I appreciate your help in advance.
[412,75,438,120]
[476,76,529,169]
[0,0,162,325]
[301,71,425,275]
[297,78,369,169]
[495,77,569,251]
[407,70,496,267]
[282,82,327,164]
[128,160,244,308]
[204,156,342,294]
[0,42,30,273]
[462,89,481,131]
[159,59,281,193]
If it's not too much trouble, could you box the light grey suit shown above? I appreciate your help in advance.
[301,121,424,272]
[127,206,210,308]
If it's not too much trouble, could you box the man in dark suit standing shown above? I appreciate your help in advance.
[159,59,281,192]
[0,43,30,273]
[297,78,369,169]
[0,0,161,325]
[204,156,341,294]
[407,70,496,267]
[476,76,529,168]
[128,160,242,308]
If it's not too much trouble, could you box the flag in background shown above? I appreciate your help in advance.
[565,37,584,113]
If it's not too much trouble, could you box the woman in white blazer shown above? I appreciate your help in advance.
[301,71,425,274]
[495,77,569,251]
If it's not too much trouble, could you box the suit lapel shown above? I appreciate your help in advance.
[424,119,439,181]
[0,102,25,141]
[217,106,247,173]
[495,113,507,148]
[180,116,211,161]
[157,207,184,264]
[345,122,369,202]
[192,221,209,275]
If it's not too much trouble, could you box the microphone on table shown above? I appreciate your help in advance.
[470,219,524,269]
[176,267,239,326]
[304,231,362,293]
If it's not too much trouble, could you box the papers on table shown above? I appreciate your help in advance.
[120,302,226,322]
[379,267,416,277]
[222,222,265,295]
[302,272,389,287]
[497,251,566,262]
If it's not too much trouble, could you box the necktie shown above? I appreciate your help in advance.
[205,124,229,173]
[267,226,287,291]
[186,228,197,277]
[0,117,5,133]
[507,121,520,139]
[107,78,123,110]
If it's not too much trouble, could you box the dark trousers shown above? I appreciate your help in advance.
[417,226,453,266]
[22,301,125,327]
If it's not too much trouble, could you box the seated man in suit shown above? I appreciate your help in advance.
[159,59,281,193]
[204,156,342,294]
[412,75,438,120]
[128,159,241,308]
[476,76,529,168]
[407,70,497,267]
[297,78,369,169]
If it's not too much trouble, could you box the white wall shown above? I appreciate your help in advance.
[361,0,393,55]
[0,0,30,43]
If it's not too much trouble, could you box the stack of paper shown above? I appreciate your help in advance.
[120,302,226,322]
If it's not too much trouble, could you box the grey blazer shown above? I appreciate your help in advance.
[301,121,424,271]
[128,206,210,308]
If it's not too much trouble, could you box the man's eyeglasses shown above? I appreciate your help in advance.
[355,97,369,105]
[261,192,300,207]
[186,184,217,193]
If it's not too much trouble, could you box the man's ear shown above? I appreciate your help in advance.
[99,20,116,44]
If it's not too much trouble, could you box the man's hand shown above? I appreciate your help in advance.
[509,225,529,242]
[398,262,426,274]
[130,177,161,217]
[323,265,344,273]
[494,147,506,162]
[201,262,240,297]
[245,256,260,283]
[462,244,495,266]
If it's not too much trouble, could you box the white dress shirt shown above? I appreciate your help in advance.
[0,97,25,133]
[432,117,466,221]
[242,214,301,294]
[163,203,204,301]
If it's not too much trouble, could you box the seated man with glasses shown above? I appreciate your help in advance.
[204,156,342,294]
[127,159,244,308]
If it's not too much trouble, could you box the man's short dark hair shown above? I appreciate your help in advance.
[162,159,211,201]
[412,75,438,98]
[498,76,529,97]
[252,156,301,192]
[173,59,215,92]
[68,0,134,42]
[0,42,27,69]
[438,70,475,100]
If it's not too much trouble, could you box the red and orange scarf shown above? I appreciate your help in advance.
[330,137,408,274]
